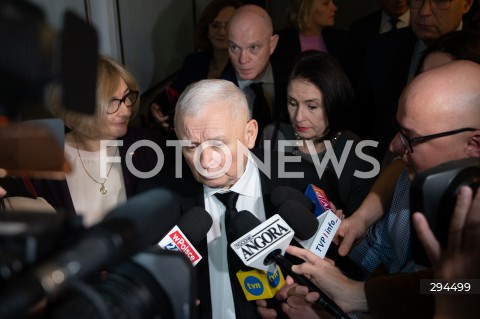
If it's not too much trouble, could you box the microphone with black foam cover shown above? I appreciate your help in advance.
[0,188,181,319]
[272,185,333,217]
[158,206,212,266]
[229,211,350,319]
[278,200,366,280]
[271,185,315,212]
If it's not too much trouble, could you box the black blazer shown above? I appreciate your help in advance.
[353,27,418,160]
[349,10,382,47]
[140,148,341,319]
[348,10,383,75]
[271,27,354,85]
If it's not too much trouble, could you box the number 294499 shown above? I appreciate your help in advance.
[420,280,480,294]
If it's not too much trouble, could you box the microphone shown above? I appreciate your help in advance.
[271,185,315,212]
[230,212,294,272]
[304,184,334,217]
[158,206,212,266]
[279,200,340,259]
[225,210,287,301]
[271,185,332,217]
[236,266,285,301]
[230,211,350,319]
[0,188,181,319]
[271,185,340,258]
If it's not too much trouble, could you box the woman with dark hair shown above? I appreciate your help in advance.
[150,0,243,129]
[262,50,375,215]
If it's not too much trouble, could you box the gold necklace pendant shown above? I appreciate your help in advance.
[73,134,117,196]
[100,184,108,195]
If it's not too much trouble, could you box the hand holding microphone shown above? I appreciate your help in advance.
[229,210,350,319]
[272,185,365,280]
[285,245,368,314]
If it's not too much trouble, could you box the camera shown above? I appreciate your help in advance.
[0,204,197,319]
[0,1,197,318]
[410,157,480,266]
[45,247,196,319]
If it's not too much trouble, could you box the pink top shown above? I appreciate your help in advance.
[299,33,328,53]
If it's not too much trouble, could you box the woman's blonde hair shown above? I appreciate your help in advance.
[287,0,315,32]
[50,55,139,137]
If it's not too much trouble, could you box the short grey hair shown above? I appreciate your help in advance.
[174,79,248,126]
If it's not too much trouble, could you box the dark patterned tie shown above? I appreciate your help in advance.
[250,82,271,138]
[389,17,399,31]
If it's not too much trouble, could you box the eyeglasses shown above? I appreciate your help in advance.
[392,119,477,153]
[209,21,227,32]
[107,90,139,114]
[410,0,453,11]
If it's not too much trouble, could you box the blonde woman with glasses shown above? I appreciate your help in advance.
[30,56,164,226]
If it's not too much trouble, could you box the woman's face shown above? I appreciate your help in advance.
[288,78,328,140]
[311,0,337,29]
[208,6,236,50]
[99,78,132,140]
[421,52,454,72]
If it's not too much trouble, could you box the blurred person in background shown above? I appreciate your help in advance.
[150,0,243,135]
[31,55,163,226]
[272,0,353,84]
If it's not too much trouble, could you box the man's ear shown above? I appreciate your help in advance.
[245,119,258,149]
[269,34,279,55]
[465,130,480,157]
[462,0,474,14]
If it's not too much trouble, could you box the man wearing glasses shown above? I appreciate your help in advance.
[258,61,480,319]
[354,0,474,162]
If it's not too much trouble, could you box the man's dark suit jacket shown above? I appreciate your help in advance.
[349,10,382,46]
[140,148,341,319]
[348,9,383,79]
[353,27,418,161]
[221,60,290,123]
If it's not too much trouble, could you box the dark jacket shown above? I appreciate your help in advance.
[271,27,354,85]
[365,266,434,319]
[348,9,383,77]
[221,60,290,123]
[353,27,418,160]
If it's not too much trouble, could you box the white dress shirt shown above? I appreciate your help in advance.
[203,153,267,319]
